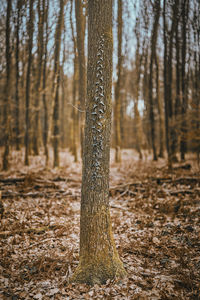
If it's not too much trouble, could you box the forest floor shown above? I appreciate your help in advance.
[0,149,200,300]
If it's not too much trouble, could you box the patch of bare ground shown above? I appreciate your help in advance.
[0,148,199,299]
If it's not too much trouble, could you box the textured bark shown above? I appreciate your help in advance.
[148,0,160,161]
[114,0,122,163]
[75,0,86,158]
[2,0,12,170]
[25,0,34,166]
[71,0,126,285]
[52,0,65,167]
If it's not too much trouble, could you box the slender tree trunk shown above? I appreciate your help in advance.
[71,0,126,285]
[25,0,34,165]
[163,0,172,168]
[148,0,160,161]
[155,55,164,158]
[114,0,122,163]
[42,0,49,165]
[15,0,21,151]
[52,0,65,167]
[180,0,189,160]
[2,0,12,170]
[75,0,86,158]
[70,0,78,162]
[173,12,181,159]
[33,0,44,155]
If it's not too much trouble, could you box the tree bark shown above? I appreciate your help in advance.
[180,0,189,160]
[155,55,164,158]
[25,0,34,166]
[148,0,160,161]
[75,0,86,158]
[33,0,44,155]
[71,0,126,285]
[52,0,65,167]
[114,0,123,163]
[42,0,49,165]
[15,0,22,151]
[2,0,12,170]
[70,0,78,162]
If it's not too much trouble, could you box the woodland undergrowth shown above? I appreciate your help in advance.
[0,149,199,299]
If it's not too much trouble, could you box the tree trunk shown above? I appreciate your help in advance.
[42,0,49,165]
[25,0,34,166]
[70,0,78,162]
[114,0,122,163]
[33,0,44,155]
[163,0,172,168]
[15,0,22,151]
[180,0,189,160]
[2,0,12,170]
[155,55,164,158]
[148,0,160,161]
[71,0,126,285]
[75,0,86,159]
[52,0,65,167]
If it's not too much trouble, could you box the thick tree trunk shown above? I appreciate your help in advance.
[71,0,126,285]
[2,0,12,170]
[25,0,34,166]
[114,0,122,163]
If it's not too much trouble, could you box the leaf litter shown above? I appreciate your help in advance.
[0,149,199,299]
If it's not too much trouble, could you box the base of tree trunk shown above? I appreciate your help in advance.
[70,256,126,285]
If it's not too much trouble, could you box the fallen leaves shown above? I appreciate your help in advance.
[0,149,200,299]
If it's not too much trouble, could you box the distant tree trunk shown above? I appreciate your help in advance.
[75,0,86,158]
[33,0,44,155]
[15,0,22,151]
[71,0,126,285]
[168,0,179,162]
[133,32,143,160]
[114,0,122,163]
[180,0,189,160]
[174,10,181,159]
[60,28,66,149]
[155,55,164,158]
[52,0,65,167]
[148,0,160,161]
[42,0,49,165]
[163,0,172,168]
[70,0,78,162]
[2,0,12,170]
[25,0,34,166]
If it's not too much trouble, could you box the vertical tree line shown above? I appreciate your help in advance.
[0,0,199,169]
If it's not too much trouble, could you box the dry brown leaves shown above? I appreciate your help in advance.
[0,149,199,299]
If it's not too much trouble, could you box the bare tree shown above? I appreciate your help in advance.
[71,0,126,285]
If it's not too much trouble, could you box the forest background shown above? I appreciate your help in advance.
[0,0,200,299]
